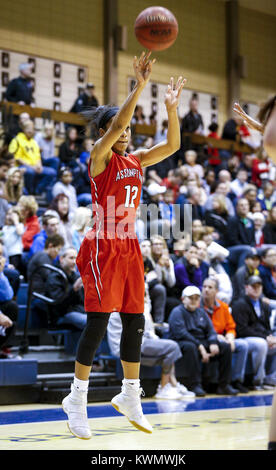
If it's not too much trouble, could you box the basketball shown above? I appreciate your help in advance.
[134,6,178,51]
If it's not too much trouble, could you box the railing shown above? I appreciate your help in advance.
[20,263,69,354]
[0,101,255,154]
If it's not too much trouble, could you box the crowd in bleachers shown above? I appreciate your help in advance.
[0,61,276,399]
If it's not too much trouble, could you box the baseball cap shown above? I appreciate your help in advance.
[86,82,95,88]
[182,286,201,297]
[245,275,263,286]
[147,183,167,196]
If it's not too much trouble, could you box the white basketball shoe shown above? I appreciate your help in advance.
[111,381,153,434]
[62,384,92,440]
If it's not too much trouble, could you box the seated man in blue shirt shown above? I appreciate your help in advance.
[28,213,60,260]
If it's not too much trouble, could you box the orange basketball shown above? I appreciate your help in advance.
[134,6,178,51]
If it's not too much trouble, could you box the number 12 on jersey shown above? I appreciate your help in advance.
[124,185,139,208]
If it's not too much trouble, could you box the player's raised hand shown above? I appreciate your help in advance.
[165,76,187,111]
[133,51,156,87]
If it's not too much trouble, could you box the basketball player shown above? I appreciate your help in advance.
[62,51,186,439]
[234,96,276,450]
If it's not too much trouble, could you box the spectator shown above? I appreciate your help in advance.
[182,150,204,180]
[26,234,65,327]
[35,122,59,172]
[49,193,73,248]
[257,182,276,214]
[168,285,238,396]
[207,242,233,305]
[8,120,57,196]
[252,147,274,188]
[52,167,79,215]
[174,243,203,298]
[107,300,195,400]
[150,235,176,323]
[221,114,244,142]
[195,240,211,282]
[242,184,258,212]
[192,219,204,243]
[171,238,187,264]
[225,198,256,272]
[207,122,221,170]
[17,195,40,253]
[230,168,249,198]
[181,97,204,135]
[58,127,82,180]
[161,168,181,203]
[69,83,99,138]
[79,137,94,165]
[71,207,92,252]
[70,83,99,114]
[231,276,276,389]
[263,206,276,245]
[202,277,249,393]
[202,168,216,196]
[154,119,168,145]
[0,207,24,272]
[28,213,60,259]
[232,250,261,303]
[5,62,34,106]
[0,240,20,298]
[45,247,86,330]
[3,167,24,205]
[259,248,276,304]
[0,198,10,230]
[205,181,235,217]
[0,160,9,198]
[131,105,147,148]
[250,212,265,248]
[204,194,229,246]
[158,189,176,241]
[0,248,18,359]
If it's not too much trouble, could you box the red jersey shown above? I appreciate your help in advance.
[76,151,145,313]
[88,151,143,238]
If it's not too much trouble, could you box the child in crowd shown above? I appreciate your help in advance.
[52,167,78,215]
[0,207,24,271]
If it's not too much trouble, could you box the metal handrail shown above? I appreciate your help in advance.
[20,264,68,353]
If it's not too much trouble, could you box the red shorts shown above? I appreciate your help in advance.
[76,230,145,314]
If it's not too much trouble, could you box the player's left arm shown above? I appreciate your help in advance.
[133,76,186,168]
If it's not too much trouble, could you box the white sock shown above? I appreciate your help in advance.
[122,378,140,390]
[73,376,89,393]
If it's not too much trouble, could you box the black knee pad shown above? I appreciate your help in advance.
[119,313,145,363]
[76,312,110,366]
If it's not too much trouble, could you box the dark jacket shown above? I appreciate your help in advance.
[231,295,272,338]
[204,210,229,246]
[5,76,33,104]
[45,263,84,326]
[231,265,258,303]
[70,92,98,113]
[27,251,53,293]
[168,303,218,349]
[181,111,204,134]
[225,215,255,247]
[58,141,81,164]
[221,119,237,141]
[259,264,276,300]
[263,223,276,244]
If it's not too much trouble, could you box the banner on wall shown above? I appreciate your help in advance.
[128,77,219,135]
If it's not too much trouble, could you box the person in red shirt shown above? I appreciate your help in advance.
[17,195,40,251]
[202,277,249,393]
[207,122,221,168]
[252,147,273,188]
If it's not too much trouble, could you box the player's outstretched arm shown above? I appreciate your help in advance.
[134,76,186,167]
[91,52,155,165]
